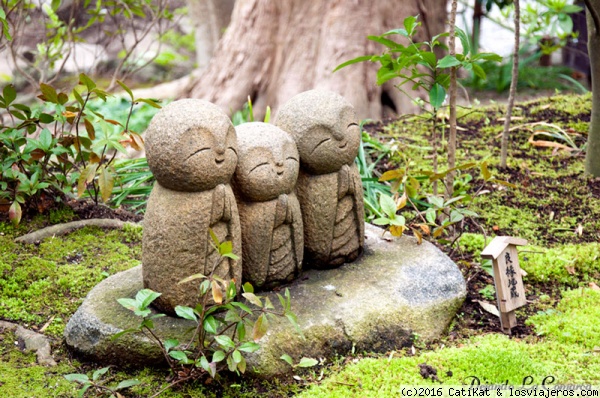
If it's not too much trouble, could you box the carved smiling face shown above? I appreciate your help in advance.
[234,123,299,202]
[146,99,238,191]
[276,90,360,175]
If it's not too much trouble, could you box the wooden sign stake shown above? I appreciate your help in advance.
[481,236,528,334]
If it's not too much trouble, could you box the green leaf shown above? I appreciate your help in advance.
[230,301,253,314]
[203,315,219,334]
[64,373,89,383]
[429,83,446,111]
[383,28,408,37]
[232,349,243,364]
[178,273,206,285]
[79,73,96,91]
[218,240,233,256]
[252,313,268,342]
[437,55,461,69]
[212,350,226,363]
[117,80,133,100]
[372,217,391,226]
[239,342,261,353]
[77,163,98,197]
[115,379,141,390]
[379,194,397,218]
[472,63,487,80]
[40,83,58,104]
[3,84,16,106]
[280,354,293,366]
[419,51,437,69]
[214,335,235,349]
[403,15,419,37]
[117,298,138,312]
[455,26,471,55]
[333,55,374,72]
[164,338,179,352]
[98,166,114,203]
[38,128,53,151]
[92,367,110,381]
[450,210,464,223]
[481,161,492,181]
[39,112,54,124]
[242,282,254,294]
[297,357,319,368]
[136,288,161,309]
[242,292,262,307]
[136,98,162,108]
[174,306,198,322]
[169,350,190,363]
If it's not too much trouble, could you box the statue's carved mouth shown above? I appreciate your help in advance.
[339,142,348,149]
[215,158,225,165]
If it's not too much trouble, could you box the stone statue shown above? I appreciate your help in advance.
[276,90,365,268]
[142,99,241,314]
[232,122,303,289]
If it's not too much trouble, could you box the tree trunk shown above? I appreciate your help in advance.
[181,0,448,119]
[187,0,235,70]
[584,1,600,176]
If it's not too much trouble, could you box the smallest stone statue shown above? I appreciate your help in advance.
[232,122,303,289]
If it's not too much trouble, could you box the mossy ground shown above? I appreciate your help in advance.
[1,94,600,397]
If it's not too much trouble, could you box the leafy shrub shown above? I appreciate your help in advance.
[0,76,159,224]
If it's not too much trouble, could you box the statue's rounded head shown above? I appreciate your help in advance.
[233,122,299,202]
[145,99,238,191]
[276,90,360,175]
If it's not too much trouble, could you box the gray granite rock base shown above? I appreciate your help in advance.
[64,224,466,377]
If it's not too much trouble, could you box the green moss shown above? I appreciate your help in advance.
[527,288,600,349]
[0,224,141,336]
[298,334,600,397]
[521,243,600,286]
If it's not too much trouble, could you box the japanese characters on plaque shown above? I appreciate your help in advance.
[481,236,528,333]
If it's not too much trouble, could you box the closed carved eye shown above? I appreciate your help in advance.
[227,146,238,156]
[286,156,298,162]
[311,137,331,154]
[249,162,269,174]
[186,147,211,161]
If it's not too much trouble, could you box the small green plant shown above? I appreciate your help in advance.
[231,96,271,126]
[65,366,141,397]
[116,231,303,392]
[0,76,159,225]
[479,284,496,301]
[373,160,513,243]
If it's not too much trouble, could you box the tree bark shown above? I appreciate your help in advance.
[181,0,448,119]
[187,0,235,70]
[584,0,600,176]
[500,0,520,168]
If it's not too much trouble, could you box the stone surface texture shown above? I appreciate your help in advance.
[233,122,303,289]
[142,99,241,314]
[64,224,466,377]
[276,90,365,269]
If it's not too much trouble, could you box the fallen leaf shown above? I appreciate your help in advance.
[566,266,576,275]
[492,225,499,231]
[589,282,600,291]
[476,300,500,317]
